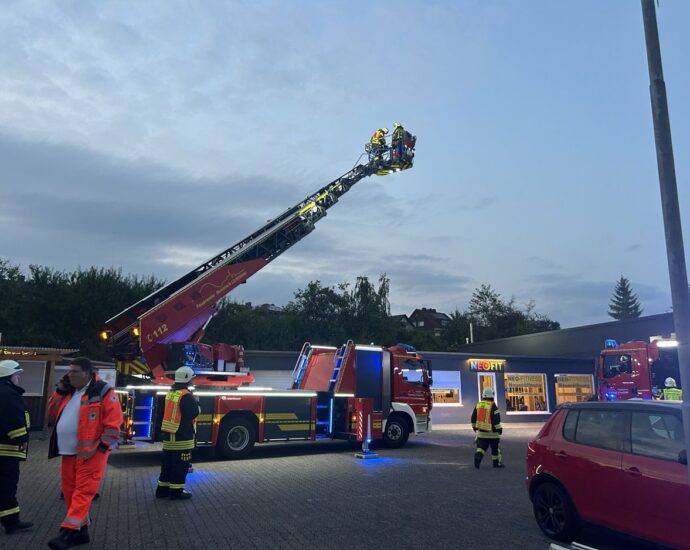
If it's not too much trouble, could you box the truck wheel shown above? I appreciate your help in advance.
[383,416,409,448]
[532,481,577,541]
[217,417,256,459]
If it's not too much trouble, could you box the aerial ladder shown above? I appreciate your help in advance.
[101,129,417,387]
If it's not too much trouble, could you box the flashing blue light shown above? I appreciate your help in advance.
[604,339,619,349]
[397,343,417,352]
[606,391,617,401]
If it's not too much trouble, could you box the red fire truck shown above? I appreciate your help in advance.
[121,340,432,458]
[100,131,426,454]
[597,337,682,400]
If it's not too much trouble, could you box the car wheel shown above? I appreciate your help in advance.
[533,481,577,541]
[383,416,410,448]
[216,417,256,459]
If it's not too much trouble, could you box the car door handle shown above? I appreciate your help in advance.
[625,467,642,477]
[555,451,568,459]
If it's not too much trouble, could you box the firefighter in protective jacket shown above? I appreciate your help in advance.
[47,357,122,550]
[0,360,33,535]
[661,377,683,400]
[471,387,505,468]
[156,366,199,500]
[370,127,388,162]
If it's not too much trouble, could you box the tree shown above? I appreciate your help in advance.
[608,276,643,320]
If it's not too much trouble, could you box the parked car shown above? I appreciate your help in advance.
[526,401,689,550]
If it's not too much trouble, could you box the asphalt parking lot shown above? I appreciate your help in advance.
[4,427,665,550]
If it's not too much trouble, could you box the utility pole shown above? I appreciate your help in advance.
[641,0,690,485]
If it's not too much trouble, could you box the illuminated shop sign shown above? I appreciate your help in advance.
[468,359,505,372]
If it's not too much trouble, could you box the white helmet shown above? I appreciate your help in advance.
[665,377,677,388]
[0,360,22,378]
[482,387,495,399]
[174,366,195,384]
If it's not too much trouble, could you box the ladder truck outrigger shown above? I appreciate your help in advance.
[101,129,432,458]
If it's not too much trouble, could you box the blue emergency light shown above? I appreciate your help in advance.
[604,339,619,349]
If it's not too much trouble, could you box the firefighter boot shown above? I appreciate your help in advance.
[47,527,80,549]
[474,452,483,469]
[169,490,192,501]
[75,526,90,545]
[155,486,170,499]
[2,513,33,534]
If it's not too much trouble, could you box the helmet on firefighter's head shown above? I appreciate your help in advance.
[0,359,22,378]
[665,377,677,388]
[393,122,401,128]
[174,366,196,384]
[482,387,495,399]
[381,127,388,134]
[620,355,629,363]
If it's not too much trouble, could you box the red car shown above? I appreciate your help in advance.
[526,401,689,549]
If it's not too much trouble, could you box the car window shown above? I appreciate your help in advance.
[562,410,578,442]
[631,412,685,462]
[574,409,625,451]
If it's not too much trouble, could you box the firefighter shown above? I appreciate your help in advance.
[156,366,199,500]
[471,387,505,469]
[661,377,683,400]
[47,358,122,550]
[370,127,388,162]
[0,360,33,535]
[391,122,405,162]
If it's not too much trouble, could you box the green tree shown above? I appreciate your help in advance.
[608,276,643,320]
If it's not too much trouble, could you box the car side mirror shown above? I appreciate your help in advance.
[680,449,687,465]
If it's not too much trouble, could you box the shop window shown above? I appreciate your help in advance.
[555,374,594,405]
[431,370,462,406]
[504,373,548,414]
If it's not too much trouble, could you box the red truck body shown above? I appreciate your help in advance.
[122,341,432,458]
[597,338,682,400]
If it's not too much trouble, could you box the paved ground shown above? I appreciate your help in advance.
[4,427,664,550]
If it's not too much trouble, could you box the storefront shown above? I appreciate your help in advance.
[423,352,596,425]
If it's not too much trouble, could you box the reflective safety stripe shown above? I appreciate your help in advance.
[77,448,98,459]
[169,483,185,489]
[7,427,28,439]
[0,444,26,459]
[103,428,120,437]
[0,506,20,518]
[475,448,485,455]
[63,516,85,527]
[476,431,500,439]
[77,439,100,448]
[162,439,195,450]
[157,481,170,487]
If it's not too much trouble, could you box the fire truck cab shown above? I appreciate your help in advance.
[597,337,682,400]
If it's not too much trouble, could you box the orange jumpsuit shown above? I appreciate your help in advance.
[48,378,122,530]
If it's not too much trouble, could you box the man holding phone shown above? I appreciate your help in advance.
[46,358,122,550]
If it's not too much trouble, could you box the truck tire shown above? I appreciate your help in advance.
[383,415,410,448]
[532,481,578,541]
[217,417,256,459]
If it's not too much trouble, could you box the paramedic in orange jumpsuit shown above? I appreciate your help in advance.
[47,357,122,550]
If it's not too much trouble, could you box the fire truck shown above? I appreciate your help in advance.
[100,130,430,456]
[120,340,432,458]
[597,337,682,400]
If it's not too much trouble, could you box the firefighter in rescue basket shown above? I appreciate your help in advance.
[156,367,199,500]
[471,387,505,468]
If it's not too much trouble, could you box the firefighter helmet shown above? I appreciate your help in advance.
[482,387,495,399]
[393,122,401,128]
[665,377,677,388]
[381,127,388,134]
[0,359,22,378]
[174,366,196,384]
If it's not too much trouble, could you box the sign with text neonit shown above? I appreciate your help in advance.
[468,359,506,372]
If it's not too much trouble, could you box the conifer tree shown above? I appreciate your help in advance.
[608,276,643,320]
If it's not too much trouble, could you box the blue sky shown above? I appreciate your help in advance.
[1,1,689,328]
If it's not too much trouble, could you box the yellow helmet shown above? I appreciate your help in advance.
[393,122,401,128]
[381,127,388,134]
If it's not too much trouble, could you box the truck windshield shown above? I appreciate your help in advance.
[401,359,424,384]
[602,354,632,378]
